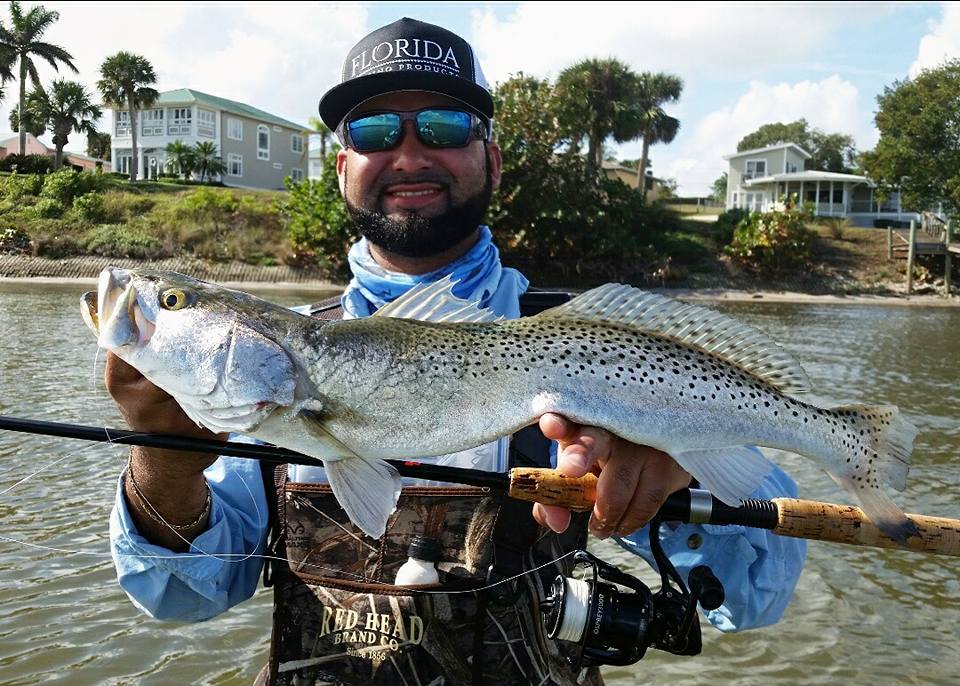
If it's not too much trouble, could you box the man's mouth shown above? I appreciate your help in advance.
[382,184,445,211]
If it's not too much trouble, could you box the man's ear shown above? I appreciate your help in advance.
[336,149,349,195]
[486,142,502,190]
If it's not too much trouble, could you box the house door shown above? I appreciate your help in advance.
[144,154,159,180]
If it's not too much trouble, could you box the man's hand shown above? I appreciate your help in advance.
[532,413,692,538]
[106,352,225,550]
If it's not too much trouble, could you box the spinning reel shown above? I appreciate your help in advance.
[540,519,725,668]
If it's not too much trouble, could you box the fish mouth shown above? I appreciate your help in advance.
[86,267,153,350]
[81,291,99,334]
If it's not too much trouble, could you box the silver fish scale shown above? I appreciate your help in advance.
[313,316,875,486]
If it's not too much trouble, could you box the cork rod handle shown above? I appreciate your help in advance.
[508,467,598,511]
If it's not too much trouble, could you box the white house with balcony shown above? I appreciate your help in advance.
[724,142,918,227]
[111,89,311,190]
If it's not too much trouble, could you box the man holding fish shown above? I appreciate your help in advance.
[103,18,806,685]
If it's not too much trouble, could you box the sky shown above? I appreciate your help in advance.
[7,1,960,195]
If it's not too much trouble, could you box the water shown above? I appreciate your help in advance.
[0,281,957,685]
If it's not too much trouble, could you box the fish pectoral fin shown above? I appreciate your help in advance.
[670,446,776,506]
[325,455,401,540]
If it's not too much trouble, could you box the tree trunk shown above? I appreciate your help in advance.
[637,135,651,202]
[18,58,26,156]
[54,144,64,170]
[319,134,326,160]
[128,101,138,182]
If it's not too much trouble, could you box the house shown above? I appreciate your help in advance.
[723,142,918,226]
[602,161,670,201]
[0,132,111,171]
[110,89,311,190]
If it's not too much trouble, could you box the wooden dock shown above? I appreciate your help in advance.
[888,214,955,296]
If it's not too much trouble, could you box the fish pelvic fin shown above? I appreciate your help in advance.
[826,404,919,544]
[670,445,776,506]
[537,284,809,395]
[325,455,401,540]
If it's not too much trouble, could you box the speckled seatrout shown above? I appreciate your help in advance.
[83,267,918,542]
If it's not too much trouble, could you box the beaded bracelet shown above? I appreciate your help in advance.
[125,452,212,532]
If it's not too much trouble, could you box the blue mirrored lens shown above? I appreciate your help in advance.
[348,113,401,152]
[416,109,472,147]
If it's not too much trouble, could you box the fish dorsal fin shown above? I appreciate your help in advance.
[373,275,501,323]
[539,284,809,394]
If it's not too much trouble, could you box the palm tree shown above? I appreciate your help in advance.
[555,58,644,169]
[29,79,101,169]
[8,83,44,136]
[86,131,110,161]
[97,51,158,182]
[632,72,683,202]
[308,115,334,159]
[0,1,77,156]
[192,140,225,183]
[164,139,195,179]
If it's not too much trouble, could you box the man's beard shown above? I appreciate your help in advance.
[344,167,493,259]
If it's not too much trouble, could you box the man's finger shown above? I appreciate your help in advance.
[532,502,572,534]
[590,446,645,538]
[538,413,574,441]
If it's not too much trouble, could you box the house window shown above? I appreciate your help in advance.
[117,155,132,175]
[744,159,767,180]
[290,168,304,183]
[227,117,243,141]
[832,189,843,204]
[291,134,304,153]
[197,109,216,138]
[167,107,192,135]
[115,111,129,136]
[141,108,164,136]
[227,153,243,177]
[257,125,269,160]
[785,161,798,173]
[732,192,738,206]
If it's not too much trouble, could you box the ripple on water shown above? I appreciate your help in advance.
[2,285,959,685]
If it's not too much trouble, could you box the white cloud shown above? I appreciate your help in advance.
[633,76,868,196]
[0,2,369,152]
[909,2,960,77]
[470,2,893,85]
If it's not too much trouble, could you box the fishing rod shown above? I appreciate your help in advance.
[1,414,957,556]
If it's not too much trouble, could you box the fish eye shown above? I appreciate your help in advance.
[159,288,191,311]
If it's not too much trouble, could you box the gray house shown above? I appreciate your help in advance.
[724,142,918,226]
[110,89,311,190]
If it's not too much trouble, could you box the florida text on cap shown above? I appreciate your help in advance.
[318,17,494,131]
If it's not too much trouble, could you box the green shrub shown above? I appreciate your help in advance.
[73,191,106,223]
[32,197,64,218]
[821,216,849,240]
[0,172,44,200]
[100,192,156,222]
[714,207,750,246]
[725,207,813,273]
[276,153,353,275]
[40,169,103,205]
[82,223,161,258]
[177,186,239,214]
[0,153,53,174]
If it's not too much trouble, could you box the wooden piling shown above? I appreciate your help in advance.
[906,219,916,295]
[946,220,952,297]
[887,225,893,259]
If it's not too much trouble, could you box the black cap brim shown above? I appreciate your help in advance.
[319,70,494,130]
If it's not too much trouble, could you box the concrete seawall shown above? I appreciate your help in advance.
[0,254,342,289]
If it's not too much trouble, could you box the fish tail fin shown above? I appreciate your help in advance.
[324,455,401,540]
[827,404,919,544]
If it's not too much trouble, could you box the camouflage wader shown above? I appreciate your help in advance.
[255,292,604,686]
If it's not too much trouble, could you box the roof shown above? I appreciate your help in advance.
[723,142,812,160]
[153,89,310,132]
[601,161,664,183]
[744,170,872,185]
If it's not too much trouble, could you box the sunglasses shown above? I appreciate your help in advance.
[338,107,490,153]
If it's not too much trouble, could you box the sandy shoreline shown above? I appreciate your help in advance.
[2,273,957,308]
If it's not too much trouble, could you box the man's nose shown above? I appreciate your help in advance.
[390,120,432,171]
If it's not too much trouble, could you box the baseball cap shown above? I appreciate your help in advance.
[318,17,494,131]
